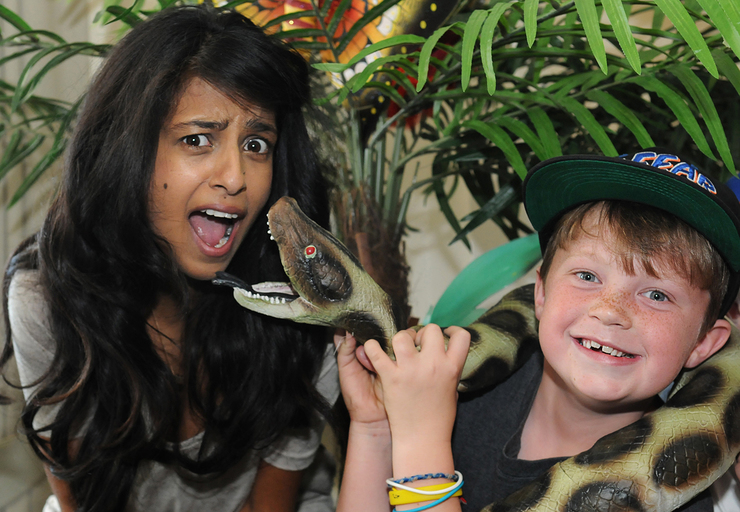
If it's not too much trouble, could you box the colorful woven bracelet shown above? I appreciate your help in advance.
[388,472,458,485]
[387,471,463,495]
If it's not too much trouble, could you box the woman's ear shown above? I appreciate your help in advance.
[684,318,732,369]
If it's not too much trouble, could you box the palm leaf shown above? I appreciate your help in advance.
[0,5,32,33]
[602,0,641,74]
[630,74,713,157]
[696,0,740,61]
[585,89,655,148]
[461,10,488,91]
[523,0,539,48]
[574,0,607,73]
[559,96,618,156]
[654,0,717,77]
[480,3,514,95]
[670,65,734,172]
[527,107,562,159]
[462,120,527,178]
[417,24,460,92]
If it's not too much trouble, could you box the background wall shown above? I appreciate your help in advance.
[0,1,100,510]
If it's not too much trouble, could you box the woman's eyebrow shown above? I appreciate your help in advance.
[171,119,229,131]
[245,118,277,134]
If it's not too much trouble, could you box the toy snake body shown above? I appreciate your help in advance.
[214,196,740,512]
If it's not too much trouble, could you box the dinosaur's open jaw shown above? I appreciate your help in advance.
[212,272,298,303]
[577,338,635,359]
[190,209,238,249]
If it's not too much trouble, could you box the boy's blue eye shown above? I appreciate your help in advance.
[576,271,598,283]
[646,290,668,302]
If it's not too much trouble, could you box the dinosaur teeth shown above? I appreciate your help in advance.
[236,287,288,304]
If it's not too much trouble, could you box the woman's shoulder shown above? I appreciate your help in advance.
[7,268,54,353]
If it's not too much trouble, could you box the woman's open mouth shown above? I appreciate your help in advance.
[189,209,239,249]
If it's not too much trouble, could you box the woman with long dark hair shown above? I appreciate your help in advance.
[1,5,336,511]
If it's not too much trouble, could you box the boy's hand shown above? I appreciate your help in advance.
[363,325,471,448]
[335,331,387,426]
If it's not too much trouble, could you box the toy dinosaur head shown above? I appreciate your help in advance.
[213,196,399,345]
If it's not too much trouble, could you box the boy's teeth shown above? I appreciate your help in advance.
[202,209,239,219]
[580,339,631,358]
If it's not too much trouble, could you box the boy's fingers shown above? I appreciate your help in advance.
[445,327,472,364]
[355,345,376,373]
[364,339,392,371]
[390,330,417,358]
[418,324,444,349]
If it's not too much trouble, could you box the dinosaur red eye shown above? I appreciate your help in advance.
[305,245,317,259]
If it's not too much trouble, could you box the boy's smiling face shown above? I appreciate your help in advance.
[534,217,730,409]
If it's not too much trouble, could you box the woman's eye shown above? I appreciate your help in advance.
[645,290,669,302]
[576,271,599,283]
[182,134,209,147]
[245,138,269,154]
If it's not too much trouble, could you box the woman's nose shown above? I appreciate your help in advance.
[209,147,246,195]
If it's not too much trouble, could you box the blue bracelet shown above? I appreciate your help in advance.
[390,472,458,485]
[392,481,463,512]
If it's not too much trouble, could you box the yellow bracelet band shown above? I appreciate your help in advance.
[389,483,464,506]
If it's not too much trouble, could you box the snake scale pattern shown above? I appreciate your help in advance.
[214,197,740,512]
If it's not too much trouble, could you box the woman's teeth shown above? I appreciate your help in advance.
[203,209,239,220]
[214,224,234,249]
[579,338,634,358]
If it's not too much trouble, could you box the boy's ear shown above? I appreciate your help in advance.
[534,269,545,320]
[684,318,732,369]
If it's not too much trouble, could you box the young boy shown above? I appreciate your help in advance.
[335,149,740,512]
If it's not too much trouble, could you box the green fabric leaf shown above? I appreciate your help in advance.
[602,0,641,74]
[461,10,488,91]
[430,234,541,326]
[654,0,718,77]
[585,89,655,148]
[574,0,607,73]
[558,96,617,156]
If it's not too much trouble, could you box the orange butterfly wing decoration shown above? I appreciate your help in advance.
[238,0,461,64]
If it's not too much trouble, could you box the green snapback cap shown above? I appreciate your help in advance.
[522,149,740,317]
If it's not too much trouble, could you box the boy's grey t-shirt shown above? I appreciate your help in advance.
[8,269,339,512]
[452,350,713,512]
